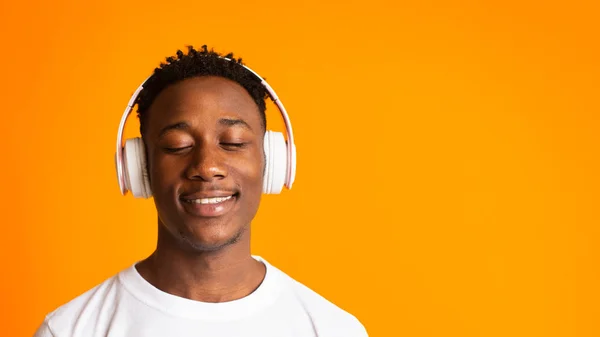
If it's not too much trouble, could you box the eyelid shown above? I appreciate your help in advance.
[164,145,193,153]
[221,142,246,146]
[220,141,249,151]
[221,140,246,144]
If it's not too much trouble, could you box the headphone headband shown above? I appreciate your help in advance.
[115,58,296,196]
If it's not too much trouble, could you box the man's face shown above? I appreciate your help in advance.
[143,76,264,252]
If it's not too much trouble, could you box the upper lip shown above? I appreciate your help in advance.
[180,191,237,201]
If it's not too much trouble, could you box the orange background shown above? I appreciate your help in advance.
[1,0,599,336]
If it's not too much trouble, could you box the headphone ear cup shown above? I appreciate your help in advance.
[262,131,287,194]
[123,138,152,198]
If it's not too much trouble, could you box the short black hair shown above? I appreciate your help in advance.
[135,45,268,136]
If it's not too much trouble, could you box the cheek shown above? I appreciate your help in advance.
[240,148,265,187]
[231,149,264,212]
[149,156,185,228]
[147,152,183,201]
[236,155,264,218]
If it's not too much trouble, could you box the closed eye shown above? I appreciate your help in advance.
[221,142,247,150]
[164,146,192,154]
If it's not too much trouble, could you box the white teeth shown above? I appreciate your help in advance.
[187,196,233,204]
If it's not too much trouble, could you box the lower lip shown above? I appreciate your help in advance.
[180,195,237,218]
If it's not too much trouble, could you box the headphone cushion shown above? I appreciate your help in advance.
[124,138,152,198]
[263,131,287,194]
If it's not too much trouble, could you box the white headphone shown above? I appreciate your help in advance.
[115,58,297,198]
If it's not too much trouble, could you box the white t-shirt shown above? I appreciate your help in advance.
[33,256,368,337]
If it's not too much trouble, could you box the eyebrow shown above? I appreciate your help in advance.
[157,118,252,138]
[218,118,252,131]
[158,122,190,138]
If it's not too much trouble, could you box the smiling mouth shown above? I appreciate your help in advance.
[183,195,234,205]
[179,192,239,217]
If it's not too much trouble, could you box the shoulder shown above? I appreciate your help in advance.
[262,258,369,337]
[33,269,127,337]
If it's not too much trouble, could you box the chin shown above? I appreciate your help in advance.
[176,222,247,253]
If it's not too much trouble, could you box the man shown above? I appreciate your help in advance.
[34,45,368,337]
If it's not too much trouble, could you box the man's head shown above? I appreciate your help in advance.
[135,45,268,252]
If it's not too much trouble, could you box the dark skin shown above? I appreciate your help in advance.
[135,76,266,303]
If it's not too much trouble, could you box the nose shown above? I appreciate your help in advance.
[185,142,227,182]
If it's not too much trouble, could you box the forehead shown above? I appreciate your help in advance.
[145,76,261,132]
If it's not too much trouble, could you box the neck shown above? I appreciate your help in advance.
[136,223,265,303]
